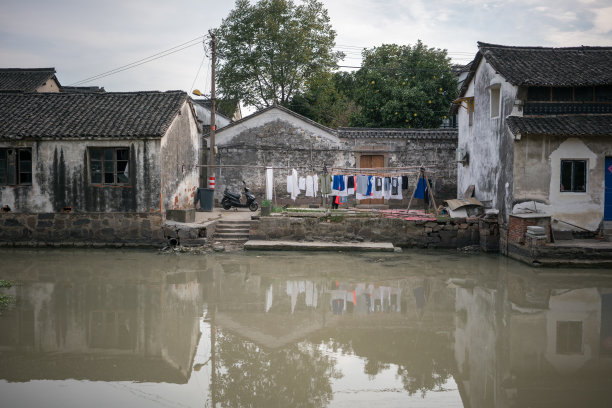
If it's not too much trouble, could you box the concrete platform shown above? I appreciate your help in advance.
[244,240,395,252]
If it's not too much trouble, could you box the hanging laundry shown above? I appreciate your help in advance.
[366,175,373,196]
[287,175,293,194]
[356,175,368,195]
[291,168,299,201]
[413,177,427,199]
[372,176,384,199]
[347,175,355,195]
[299,177,306,191]
[266,167,274,200]
[390,177,402,200]
[383,177,392,200]
[313,174,318,197]
[305,175,314,197]
[339,175,349,197]
[332,174,345,191]
[319,174,332,195]
[402,175,409,190]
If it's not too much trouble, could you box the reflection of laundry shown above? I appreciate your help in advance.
[332,299,344,315]
[265,284,273,313]
[413,286,426,309]
[291,281,298,313]
[305,281,314,307]
[331,290,346,315]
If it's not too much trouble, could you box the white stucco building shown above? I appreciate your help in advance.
[455,42,612,232]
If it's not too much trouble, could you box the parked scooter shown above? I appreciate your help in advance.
[221,181,259,211]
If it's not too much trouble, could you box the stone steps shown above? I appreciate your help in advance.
[213,220,253,242]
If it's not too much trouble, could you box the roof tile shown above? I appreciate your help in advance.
[0,91,188,140]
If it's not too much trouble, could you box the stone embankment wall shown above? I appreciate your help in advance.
[251,216,499,250]
[0,212,164,247]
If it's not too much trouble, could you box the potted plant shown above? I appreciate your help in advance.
[261,199,271,216]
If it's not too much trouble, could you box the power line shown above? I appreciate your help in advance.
[68,35,206,86]
[189,54,208,93]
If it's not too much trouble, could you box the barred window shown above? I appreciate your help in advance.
[560,160,586,192]
[0,148,32,186]
[89,147,130,185]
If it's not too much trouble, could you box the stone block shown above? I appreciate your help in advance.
[166,209,196,223]
[423,235,441,244]
[4,218,22,227]
[37,213,54,220]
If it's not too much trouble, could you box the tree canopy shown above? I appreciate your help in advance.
[286,71,358,128]
[349,41,458,128]
[215,0,343,113]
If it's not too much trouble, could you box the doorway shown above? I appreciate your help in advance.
[360,155,384,205]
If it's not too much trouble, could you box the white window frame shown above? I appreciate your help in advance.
[489,84,501,119]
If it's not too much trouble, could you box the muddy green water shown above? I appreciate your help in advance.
[1,248,611,408]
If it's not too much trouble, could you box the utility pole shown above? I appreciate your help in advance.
[208,30,217,191]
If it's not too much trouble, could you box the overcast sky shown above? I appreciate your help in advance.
[2,0,611,95]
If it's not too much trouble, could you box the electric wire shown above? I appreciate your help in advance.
[68,35,206,86]
[189,53,208,94]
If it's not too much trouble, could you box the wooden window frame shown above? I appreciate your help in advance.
[88,147,130,186]
[0,147,32,186]
[560,159,587,193]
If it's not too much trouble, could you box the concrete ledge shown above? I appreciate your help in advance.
[166,209,196,223]
[244,240,395,252]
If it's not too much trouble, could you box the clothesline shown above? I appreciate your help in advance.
[199,164,439,175]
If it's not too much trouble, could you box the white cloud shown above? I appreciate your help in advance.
[593,6,612,33]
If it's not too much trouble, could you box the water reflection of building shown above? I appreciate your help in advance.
[0,269,204,383]
[209,258,455,351]
[205,259,459,405]
[455,271,612,408]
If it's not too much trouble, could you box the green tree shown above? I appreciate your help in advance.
[287,71,359,128]
[350,41,458,128]
[215,0,344,112]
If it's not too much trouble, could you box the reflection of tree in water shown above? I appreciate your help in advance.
[214,330,341,408]
[317,329,453,397]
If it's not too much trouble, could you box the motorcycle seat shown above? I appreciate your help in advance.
[225,191,241,199]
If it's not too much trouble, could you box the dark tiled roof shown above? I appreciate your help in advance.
[479,42,612,86]
[61,86,106,93]
[0,91,189,140]
[0,68,58,92]
[456,42,612,104]
[506,115,612,136]
[338,127,457,140]
[215,104,336,136]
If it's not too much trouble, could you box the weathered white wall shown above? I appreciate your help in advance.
[215,108,340,146]
[0,139,161,213]
[193,103,231,129]
[36,78,61,93]
[457,60,517,218]
[513,136,612,231]
[545,288,600,373]
[160,101,201,210]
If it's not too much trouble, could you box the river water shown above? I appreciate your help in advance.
[1,248,611,408]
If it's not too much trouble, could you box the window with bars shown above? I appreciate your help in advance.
[560,160,586,192]
[556,321,583,354]
[89,147,130,185]
[0,148,32,186]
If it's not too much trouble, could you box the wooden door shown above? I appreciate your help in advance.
[360,155,384,205]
